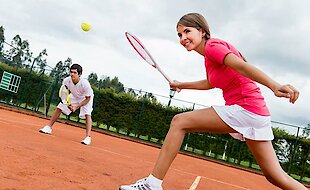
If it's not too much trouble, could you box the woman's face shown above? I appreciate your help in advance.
[177,25,205,52]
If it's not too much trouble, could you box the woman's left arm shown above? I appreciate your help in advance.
[224,53,299,104]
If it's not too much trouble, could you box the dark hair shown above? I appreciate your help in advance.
[70,64,83,75]
[177,13,211,40]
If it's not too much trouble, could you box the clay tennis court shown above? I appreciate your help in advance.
[1,106,308,190]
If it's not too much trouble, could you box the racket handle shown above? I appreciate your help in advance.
[169,88,176,96]
[156,65,172,83]
[171,88,181,93]
[156,65,182,93]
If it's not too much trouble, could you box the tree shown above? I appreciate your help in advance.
[50,57,72,82]
[88,74,125,93]
[88,72,98,87]
[126,88,137,97]
[0,26,4,55]
[98,76,110,89]
[8,35,32,68]
[301,123,310,138]
[110,76,124,93]
[30,49,48,74]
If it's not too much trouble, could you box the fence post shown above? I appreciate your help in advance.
[183,103,196,151]
[288,127,300,174]
[135,92,147,138]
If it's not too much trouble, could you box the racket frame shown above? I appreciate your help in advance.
[125,32,172,83]
[59,84,71,105]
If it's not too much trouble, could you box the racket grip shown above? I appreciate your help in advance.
[169,88,176,96]
[170,88,181,93]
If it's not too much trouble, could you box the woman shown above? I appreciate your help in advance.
[120,13,306,190]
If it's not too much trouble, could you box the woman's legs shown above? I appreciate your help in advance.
[246,139,307,190]
[152,107,236,179]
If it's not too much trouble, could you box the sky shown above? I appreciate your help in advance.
[0,0,309,132]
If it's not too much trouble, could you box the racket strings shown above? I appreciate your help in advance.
[126,33,157,67]
[59,85,71,105]
[125,32,173,84]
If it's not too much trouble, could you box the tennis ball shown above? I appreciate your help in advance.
[81,22,91,32]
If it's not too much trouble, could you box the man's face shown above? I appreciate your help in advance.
[70,69,80,81]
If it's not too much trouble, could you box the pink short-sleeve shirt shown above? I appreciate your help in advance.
[204,38,270,116]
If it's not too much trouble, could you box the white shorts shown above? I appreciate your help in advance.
[212,105,274,141]
[57,94,93,119]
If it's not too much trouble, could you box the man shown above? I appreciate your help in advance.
[39,64,94,145]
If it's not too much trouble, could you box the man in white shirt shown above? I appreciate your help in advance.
[39,64,94,145]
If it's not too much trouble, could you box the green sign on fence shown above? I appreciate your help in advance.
[0,71,21,93]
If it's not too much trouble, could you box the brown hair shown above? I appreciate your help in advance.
[177,13,211,40]
[70,64,83,75]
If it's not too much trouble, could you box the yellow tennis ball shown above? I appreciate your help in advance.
[81,22,91,31]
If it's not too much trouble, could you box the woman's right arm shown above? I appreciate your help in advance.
[170,79,214,91]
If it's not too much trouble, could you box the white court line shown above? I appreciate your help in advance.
[201,176,249,190]
[0,120,10,124]
[0,117,42,127]
[174,168,250,190]
[72,141,133,159]
[189,176,201,190]
[86,145,250,190]
[71,138,250,190]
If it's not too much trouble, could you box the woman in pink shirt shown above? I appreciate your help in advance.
[120,13,306,190]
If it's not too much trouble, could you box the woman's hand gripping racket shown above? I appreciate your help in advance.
[125,32,179,93]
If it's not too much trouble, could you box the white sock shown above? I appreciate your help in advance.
[147,174,163,186]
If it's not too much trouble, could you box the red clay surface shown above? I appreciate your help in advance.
[1,107,308,190]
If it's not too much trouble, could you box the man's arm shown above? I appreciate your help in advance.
[68,96,91,112]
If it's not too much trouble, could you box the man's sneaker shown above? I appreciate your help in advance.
[119,178,163,190]
[39,126,52,134]
[81,136,91,145]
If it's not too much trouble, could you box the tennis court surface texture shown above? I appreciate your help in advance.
[1,106,308,190]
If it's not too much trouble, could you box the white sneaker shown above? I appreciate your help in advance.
[119,178,163,190]
[39,125,52,134]
[81,136,91,145]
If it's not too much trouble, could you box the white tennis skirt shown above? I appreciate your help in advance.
[212,105,274,141]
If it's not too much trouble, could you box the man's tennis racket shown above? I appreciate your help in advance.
[125,32,173,84]
[59,84,71,105]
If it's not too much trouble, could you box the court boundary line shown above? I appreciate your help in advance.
[189,176,201,190]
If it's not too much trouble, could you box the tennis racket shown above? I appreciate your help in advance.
[59,84,71,105]
[125,32,173,84]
